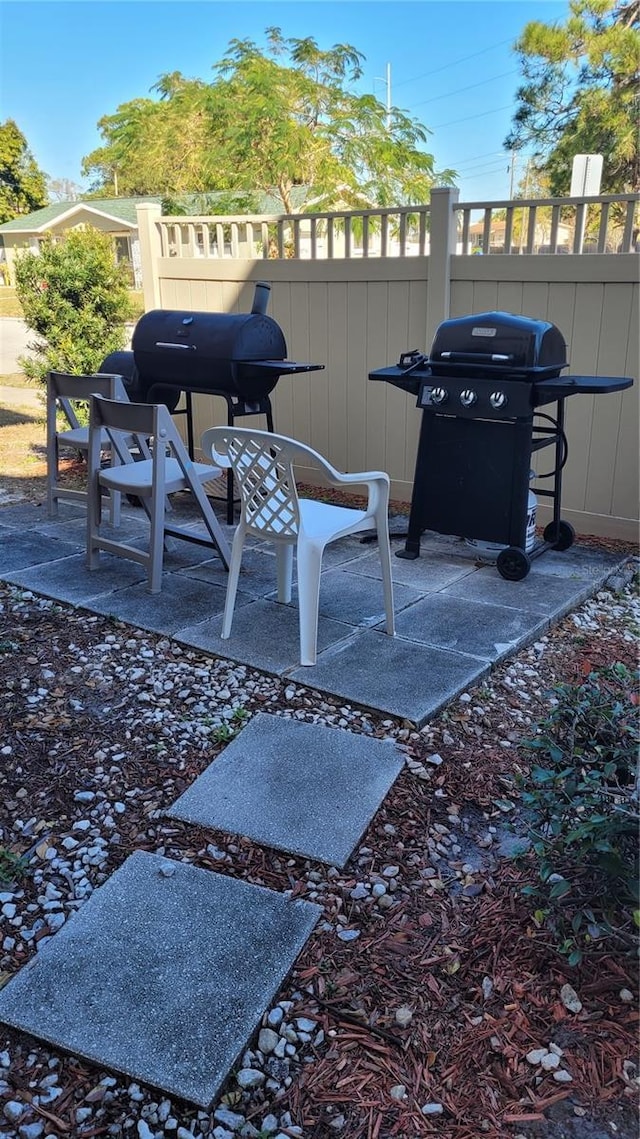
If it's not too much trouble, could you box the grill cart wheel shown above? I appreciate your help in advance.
[543,519,575,551]
[497,546,531,581]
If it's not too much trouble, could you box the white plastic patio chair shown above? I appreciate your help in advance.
[46,370,131,524]
[202,427,395,666]
[87,395,231,592]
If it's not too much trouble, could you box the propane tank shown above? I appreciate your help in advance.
[525,474,537,553]
[466,471,537,559]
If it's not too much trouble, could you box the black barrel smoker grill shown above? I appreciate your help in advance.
[370,311,633,580]
[100,282,324,522]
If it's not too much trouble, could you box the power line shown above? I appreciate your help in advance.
[411,69,519,109]
[393,36,516,90]
[455,161,509,179]
[431,103,513,130]
[441,149,506,169]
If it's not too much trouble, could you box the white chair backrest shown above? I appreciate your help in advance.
[48,371,129,429]
[91,393,158,439]
[205,428,303,537]
[89,394,190,469]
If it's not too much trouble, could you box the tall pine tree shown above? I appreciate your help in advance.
[505,0,639,194]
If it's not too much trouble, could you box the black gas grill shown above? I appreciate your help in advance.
[370,311,633,579]
[100,282,324,522]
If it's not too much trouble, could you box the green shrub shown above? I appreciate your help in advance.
[14,227,133,383]
[518,662,639,964]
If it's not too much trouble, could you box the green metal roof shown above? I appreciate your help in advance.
[0,196,162,233]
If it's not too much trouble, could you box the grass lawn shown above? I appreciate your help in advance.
[0,371,47,500]
[0,287,144,320]
[0,289,25,318]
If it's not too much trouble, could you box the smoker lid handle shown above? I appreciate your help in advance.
[155,342,196,351]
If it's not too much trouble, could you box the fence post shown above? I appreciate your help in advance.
[136,203,162,311]
[426,186,459,348]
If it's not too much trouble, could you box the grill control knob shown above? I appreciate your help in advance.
[430,386,448,405]
[460,389,477,407]
[489,390,507,410]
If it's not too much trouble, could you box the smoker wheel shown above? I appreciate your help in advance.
[496,547,531,581]
[543,519,575,551]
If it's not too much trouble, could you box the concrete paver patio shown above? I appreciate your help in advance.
[0,496,624,725]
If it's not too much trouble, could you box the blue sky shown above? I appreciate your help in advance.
[0,0,568,203]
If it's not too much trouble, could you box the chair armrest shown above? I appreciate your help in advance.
[317,467,390,517]
[325,469,389,487]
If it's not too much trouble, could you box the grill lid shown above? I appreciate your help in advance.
[132,310,287,363]
[429,311,567,379]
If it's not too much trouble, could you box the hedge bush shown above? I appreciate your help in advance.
[14,227,132,383]
[518,661,639,964]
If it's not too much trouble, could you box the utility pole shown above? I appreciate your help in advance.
[518,158,531,254]
[385,62,392,131]
[375,64,392,130]
[509,151,517,199]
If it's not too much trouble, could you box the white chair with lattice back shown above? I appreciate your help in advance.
[46,371,131,524]
[87,395,231,593]
[202,427,395,666]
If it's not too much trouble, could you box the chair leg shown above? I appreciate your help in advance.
[148,484,166,593]
[296,540,324,666]
[376,509,395,637]
[276,543,293,603]
[221,525,246,639]
[47,438,59,519]
[86,472,103,570]
[188,477,231,569]
[107,447,122,528]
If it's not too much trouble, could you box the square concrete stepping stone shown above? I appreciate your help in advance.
[176,599,354,675]
[179,546,287,597]
[88,571,234,635]
[442,566,594,617]
[168,712,405,866]
[528,545,621,579]
[33,511,149,544]
[0,501,83,528]
[393,593,547,661]
[343,548,475,592]
[0,851,320,1107]
[3,552,146,601]
[288,567,422,626]
[290,628,489,726]
[0,531,83,574]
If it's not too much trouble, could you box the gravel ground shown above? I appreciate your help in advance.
[0,550,638,1139]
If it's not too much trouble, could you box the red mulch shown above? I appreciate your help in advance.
[0,532,638,1139]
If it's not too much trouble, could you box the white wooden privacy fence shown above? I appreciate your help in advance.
[136,188,639,540]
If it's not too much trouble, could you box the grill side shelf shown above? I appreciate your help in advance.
[534,374,633,404]
[368,366,423,396]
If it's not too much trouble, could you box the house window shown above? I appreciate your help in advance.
[113,235,134,284]
[113,235,132,264]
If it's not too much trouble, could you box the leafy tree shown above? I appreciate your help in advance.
[82,28,454,211]
[14,228,132,384]
[505,0,640,194]
[47,177,83,202]
[0,119,48,223]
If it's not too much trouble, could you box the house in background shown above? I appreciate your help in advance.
[0,197,162,287]
[465,214,572,254]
